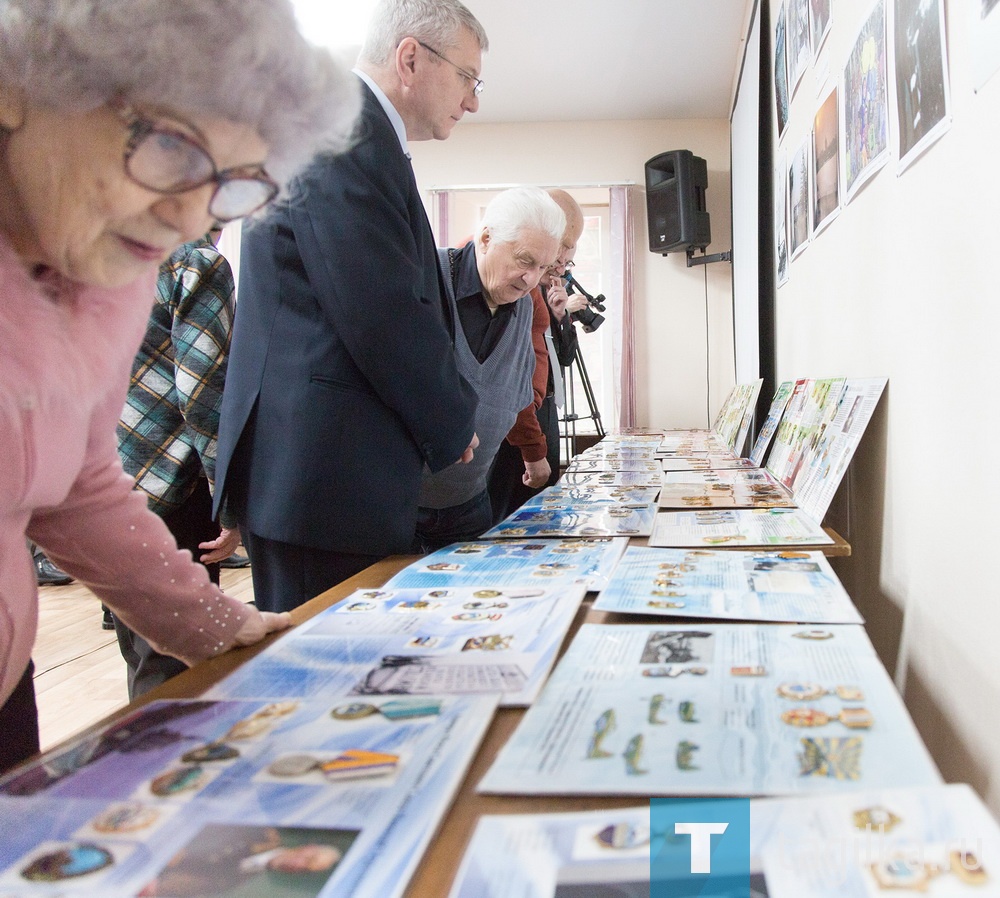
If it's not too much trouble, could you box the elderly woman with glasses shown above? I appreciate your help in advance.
[0,0,361,772]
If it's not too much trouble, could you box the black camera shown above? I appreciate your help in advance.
[565,272,606,333]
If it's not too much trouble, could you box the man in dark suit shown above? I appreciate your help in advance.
[214,0,488,612]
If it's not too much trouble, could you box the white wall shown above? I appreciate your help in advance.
[409,119,735,428]
[768,0,1000,812]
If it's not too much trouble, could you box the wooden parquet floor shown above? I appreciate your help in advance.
[32,565,254,751]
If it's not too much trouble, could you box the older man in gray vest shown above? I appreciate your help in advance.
[414,187,565,552]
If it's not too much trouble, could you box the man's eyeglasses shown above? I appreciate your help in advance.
[417,40,485,96]
[114,104,279,222]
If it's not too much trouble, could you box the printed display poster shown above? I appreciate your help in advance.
[749,380,794,466]
[565,455,663,474]
[812,85,840,235]
[482,502,658,540]
[521,483,662,509]
[648,507,833,549]
[892,0,951,173]
[207,584,588,707]
[658,432,731,457]
[449,784,998,898]
[754,782,999,896]
[775,2,790,140]
[765,378,845,492]
[658,468,794,510]
[711,380,763,452]
[789,135,812,259]
[559,470,664,489]
[661,454,758,473]
[842,0,890,202]
[448,806,655,898]
[973,0,1000,90]
[478,623,941,797]
[789,377,887,523]
[385,537,628,593]
[592,546,863,624]
[0,694,498,898]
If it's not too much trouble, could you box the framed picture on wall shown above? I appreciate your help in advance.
[787,0,813,96]
[775,150,789,286]
[841,0,890,203]
[810,0,832,56]
[789,137,811,260]
[775,2,790,141]
[812,85,840,234]
[892,0,951,173]
[972,0,1000,90]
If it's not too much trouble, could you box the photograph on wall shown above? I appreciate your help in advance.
[893,0,951,173]
[789,136,811,259]
[775,2,790,140]
[810,0,832,55]
[787,0,813,95]
[775,149,789,286]
[842,0,890,202]
[812,85,840,234]
[972,0,1000,89]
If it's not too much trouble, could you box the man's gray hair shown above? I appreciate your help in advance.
[0,0,362,192]
[480,187,566,247]
[360,0,488,66]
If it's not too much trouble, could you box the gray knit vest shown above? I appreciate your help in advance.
[419,248,534,509]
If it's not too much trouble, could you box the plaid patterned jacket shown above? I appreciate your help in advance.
[117,237,235,523]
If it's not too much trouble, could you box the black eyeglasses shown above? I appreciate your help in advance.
[417,40,485,96]
[113,104,279,222]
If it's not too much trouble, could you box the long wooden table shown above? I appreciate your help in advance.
[28,527,851,896]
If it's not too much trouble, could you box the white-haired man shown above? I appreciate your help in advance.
[414,187,565,551]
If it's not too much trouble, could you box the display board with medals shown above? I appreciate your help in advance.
[0,694,497,897]
[593,546,863,624]
[206,583,588,708]
[448,784,999,898]
[384,537,628,593]
[479,623,941,797]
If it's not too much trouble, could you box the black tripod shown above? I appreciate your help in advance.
[559,273,606,459]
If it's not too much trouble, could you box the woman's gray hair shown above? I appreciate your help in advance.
[480,187,566,247]
[0,0,362,191]
[360,0,488,66]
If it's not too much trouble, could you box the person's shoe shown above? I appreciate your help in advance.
[35,552,73,586]
[102,609,115,630]
[220,552,251,569]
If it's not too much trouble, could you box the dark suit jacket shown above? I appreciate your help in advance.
[214,79,477,556]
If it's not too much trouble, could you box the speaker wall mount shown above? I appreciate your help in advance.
[644,149,731,268]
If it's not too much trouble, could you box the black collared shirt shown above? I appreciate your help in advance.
[451,242,518,363]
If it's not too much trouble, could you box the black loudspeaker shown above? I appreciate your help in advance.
[644,150,711,254]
